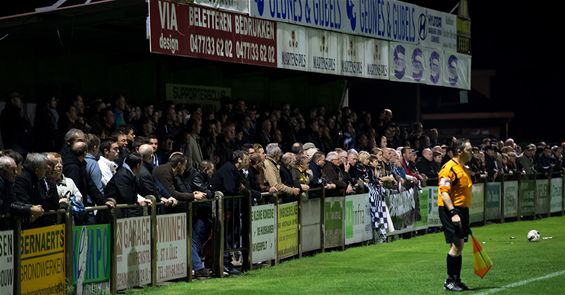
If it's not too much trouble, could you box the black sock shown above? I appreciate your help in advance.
[446,254,459,281]
[454,255,462,280]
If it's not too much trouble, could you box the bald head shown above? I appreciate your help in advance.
[422,148,433,161]
[138,144,154,162]
[0,156,17,182]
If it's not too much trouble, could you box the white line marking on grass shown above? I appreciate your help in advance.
[476,270,565,295]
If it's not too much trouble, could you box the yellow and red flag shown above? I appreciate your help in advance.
[472,234,493,278]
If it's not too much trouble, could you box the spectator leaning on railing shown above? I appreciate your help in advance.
[0,156,18,214]
[9,153,59,228]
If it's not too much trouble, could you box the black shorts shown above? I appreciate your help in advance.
[439,206,470,244]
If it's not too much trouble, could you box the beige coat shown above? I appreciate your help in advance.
[262,156,295,195]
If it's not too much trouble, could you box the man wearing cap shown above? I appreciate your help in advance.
[517,144,537,175]
[303,142,319,161]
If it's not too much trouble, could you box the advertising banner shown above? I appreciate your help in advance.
[426,48,443,86]
[165,83,230,110]
[324,197,344,248]
[308,28,340,75]
[364,38,389,80]
[301,197,322,252]
[21,224,66,295]
[503,180,518,218]
[345,194,372,245]
[73,225,111,294]
[192,0,250,13]
[251,204,276,263]
[149,0,277,67]
[0,230,13,295]
[340,34,365,78]
[442,51,471,90]
[116,216,151,290]
[485,183,501,221]
[427,186,441,226]
[156,214,187,282]
[386,188,416,231]
[550,178,563,213]
[389,42,427,84]
[519,179,536,217]
[418,9,457,51]
[149,0,189,56]
[250,0,422,44]
[414,188,429,228]
[277,23,309,71]
[535,179,550,215]
[470,183,484,224]
[277,202,298,259]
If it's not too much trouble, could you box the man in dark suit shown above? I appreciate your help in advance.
[0,156,18,214]
[61,129,110,209]
[153,152,205,203]
[104,152,152,217]
[9,153,59,228]
[136,144,160,199]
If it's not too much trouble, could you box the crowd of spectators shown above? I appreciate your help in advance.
[1,90,564,276]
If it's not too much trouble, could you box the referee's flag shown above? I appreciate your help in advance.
[472,234,493,278]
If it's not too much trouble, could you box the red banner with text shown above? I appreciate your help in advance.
[149,0,277,67]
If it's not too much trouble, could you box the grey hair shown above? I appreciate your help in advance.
[265,143,281,158]
[281,152,296,167]
[64,128,85,144]
[0,156,16,170]
[23,153,48,173]
[347,149,359,156]
[326,151,339,161]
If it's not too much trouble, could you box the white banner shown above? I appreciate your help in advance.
[442,51,471,90]
[550,178,563,213]
[345,194,372,245]
[251,204,276,263]
[504,181,519,218]
[427,187,440,226]
[426,48,443,86]
[0,230,13,295]
[250,0,422,44]
[308,28,340,75]
[156,213,187,282]
[389,42,426,84]
[301,197,322,252]
[340,34,365,78]
[277,23,309,71]
[116,216,151,290]
[418,9,457,51]
[364,38,389,80]
[389,189,415,216]
[192,0,249,13]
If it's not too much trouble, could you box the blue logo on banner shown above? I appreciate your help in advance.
[255,0,265,16]
[346,0,357,31]
[448,55,459,85]
[419,13,427,41]
[412,48,423,81]
[393,45,406,79]
[429,51,441,84]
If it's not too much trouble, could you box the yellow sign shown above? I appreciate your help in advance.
[277,202,298,259]
[21,224,66,295]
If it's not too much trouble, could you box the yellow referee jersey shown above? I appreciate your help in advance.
[437,159,472,208]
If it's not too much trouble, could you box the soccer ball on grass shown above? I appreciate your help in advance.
[527,229,540,242]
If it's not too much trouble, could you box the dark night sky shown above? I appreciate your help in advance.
[418,1,563,143]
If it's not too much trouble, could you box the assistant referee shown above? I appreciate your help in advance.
[438,138,474,292]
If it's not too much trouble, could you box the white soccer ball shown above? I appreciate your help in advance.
[527,229,540,242]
